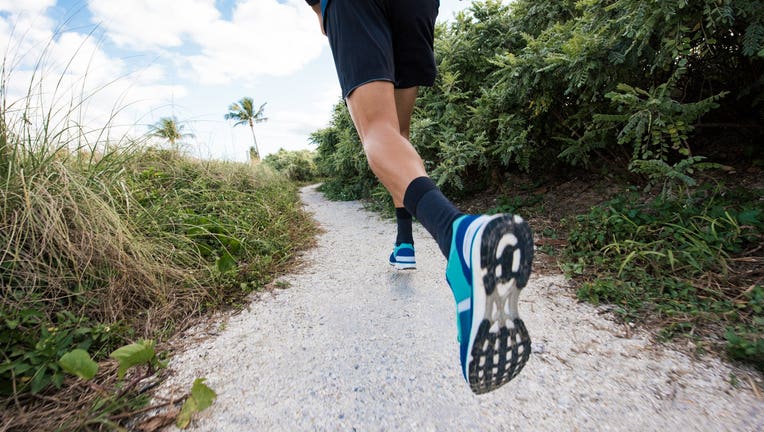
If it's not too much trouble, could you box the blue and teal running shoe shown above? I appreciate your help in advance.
[389,243,416,270]
[446,214,534,394]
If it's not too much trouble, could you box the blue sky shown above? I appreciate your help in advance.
[1,0,483,161]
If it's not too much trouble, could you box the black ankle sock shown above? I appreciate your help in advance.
[395,207,414,246]
[403,177,463,257]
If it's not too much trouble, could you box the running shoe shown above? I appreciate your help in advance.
[446,214,534,394]
[389,243,416,270]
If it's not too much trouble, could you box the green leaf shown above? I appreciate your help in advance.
[215,251,236,273]
[52,372,65,388]
[109,340,155,379]
[190,378,216,411]
[30,368,51,394]
[12,363,32,374]
[176,396,197,429]
[59,349,98,380]
[176,378,217,429]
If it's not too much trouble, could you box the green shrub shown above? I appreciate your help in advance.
[0,67,314,396]
[313,0,763,195]
[725,284,764,371]
[0,143,314,397]
[264,149,319,182]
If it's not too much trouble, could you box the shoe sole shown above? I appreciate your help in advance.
[390,262,416,270]
[466,214,533,394]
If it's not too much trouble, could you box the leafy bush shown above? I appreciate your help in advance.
[263,149,319,182]
[725,285,764,371]
[312,0,763,196]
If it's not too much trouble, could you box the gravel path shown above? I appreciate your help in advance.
[160,185,764,431]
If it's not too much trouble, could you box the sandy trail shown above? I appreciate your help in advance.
[159,184,763,431]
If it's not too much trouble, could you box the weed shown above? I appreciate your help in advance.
[564,185,763,368]
[274,280,291,289]
[729,372,741,388]
[176,378,216,429]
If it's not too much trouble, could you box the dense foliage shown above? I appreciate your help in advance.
[264,148,320,182]
[312,0,763,196]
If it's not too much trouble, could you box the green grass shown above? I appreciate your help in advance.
[562,185,763,370]
[0,56,315,430]
[1,144,315,429]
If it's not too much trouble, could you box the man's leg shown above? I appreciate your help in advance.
[388,87,418,268]
[394,86,418,141]
[325,0,533,394]
[392,86,418,211]
[348,80,534,394]
[346,81,463,258]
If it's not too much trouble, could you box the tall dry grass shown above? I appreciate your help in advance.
[1,48,210,370]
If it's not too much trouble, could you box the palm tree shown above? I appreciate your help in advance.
[248,146,259,164]
[225,97,267,161]
[149,117,194,152]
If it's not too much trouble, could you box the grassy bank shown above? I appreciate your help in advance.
[563,184,763,371]
[1,126,315,428]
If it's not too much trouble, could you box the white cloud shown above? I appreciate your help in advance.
[88,0,325,85]
[286,83,341,135]
[0,0,55,15]
[87,0,220,49]
[438,0,474,22]
[1,12,184,148]
[186,0,326,85]
[189,0,326,84]
[259,103,333,152]
[0,12,57,72]
[49,32,123,80]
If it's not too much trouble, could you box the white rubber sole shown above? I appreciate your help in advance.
[390,262,416,270]
[464,214,533,394]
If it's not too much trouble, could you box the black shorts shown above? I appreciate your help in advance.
[324,0,440,98]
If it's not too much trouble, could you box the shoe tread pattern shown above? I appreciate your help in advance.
[468,215,533,394]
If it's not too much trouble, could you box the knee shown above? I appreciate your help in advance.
[357,121,400,147]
